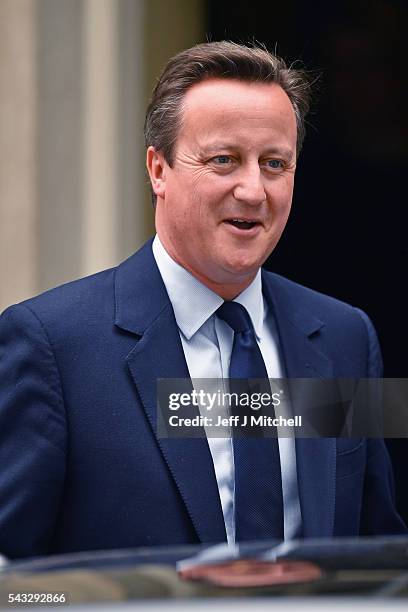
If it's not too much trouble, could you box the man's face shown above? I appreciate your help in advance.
[149,78,297,296]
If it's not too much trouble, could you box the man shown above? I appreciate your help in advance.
[0,41,405,560]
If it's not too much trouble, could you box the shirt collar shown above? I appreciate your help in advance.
[152,235,264,340]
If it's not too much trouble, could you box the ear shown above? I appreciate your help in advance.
[146,146,167,199]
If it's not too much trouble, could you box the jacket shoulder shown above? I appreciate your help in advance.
[263,269,363,321]
[1,267,117,335]
[262,269,381,376]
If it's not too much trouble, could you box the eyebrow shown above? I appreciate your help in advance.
[201,143,295,160]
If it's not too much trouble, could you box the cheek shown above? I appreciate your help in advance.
[269,181,294,212]
[192,173,232,208]
[171,194,208,241]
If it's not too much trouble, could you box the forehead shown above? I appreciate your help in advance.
[178,78,297,149]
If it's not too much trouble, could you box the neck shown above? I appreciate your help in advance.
[156,233,257,300]
[182,266,256,301]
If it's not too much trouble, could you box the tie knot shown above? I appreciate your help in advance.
[216,301,253,333]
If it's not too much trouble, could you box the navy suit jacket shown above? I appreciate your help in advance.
[0,240,405,559]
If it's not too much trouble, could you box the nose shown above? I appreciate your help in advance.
[233,163,266,206]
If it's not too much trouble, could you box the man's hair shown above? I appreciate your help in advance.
[144,40,312,170]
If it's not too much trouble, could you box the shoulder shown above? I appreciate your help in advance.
[1,238,157,328]
[2,237,154,322]
[262,269,381,376]
[0,239,158,351]
[1,266,117,335]
[262,269,372,330]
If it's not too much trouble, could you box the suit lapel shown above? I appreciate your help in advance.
[262,271,337,537]
[115,241,226,543]
[114,244,337,541]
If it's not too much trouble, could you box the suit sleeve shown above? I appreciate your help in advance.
[0,304,67,559]
[354,308,407,534]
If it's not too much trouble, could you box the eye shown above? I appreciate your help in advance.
[211,155,233,165]
[266,159,284,170]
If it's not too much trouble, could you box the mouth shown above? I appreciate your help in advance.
[224,218,261,231]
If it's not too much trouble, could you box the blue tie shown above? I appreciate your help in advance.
[217,301,284,542]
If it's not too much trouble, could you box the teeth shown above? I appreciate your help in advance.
[227,218,257,230]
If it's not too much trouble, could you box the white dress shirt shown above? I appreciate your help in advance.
[152,235,302,543]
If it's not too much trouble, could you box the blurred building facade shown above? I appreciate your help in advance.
[0,0,203,311]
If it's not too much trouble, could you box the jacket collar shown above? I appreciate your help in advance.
[114,238,170,336]
[261,269,333,378]
[114,241,329,349]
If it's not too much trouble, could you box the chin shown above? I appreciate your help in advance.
[222,256,262,279]
[228,244,270,269]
